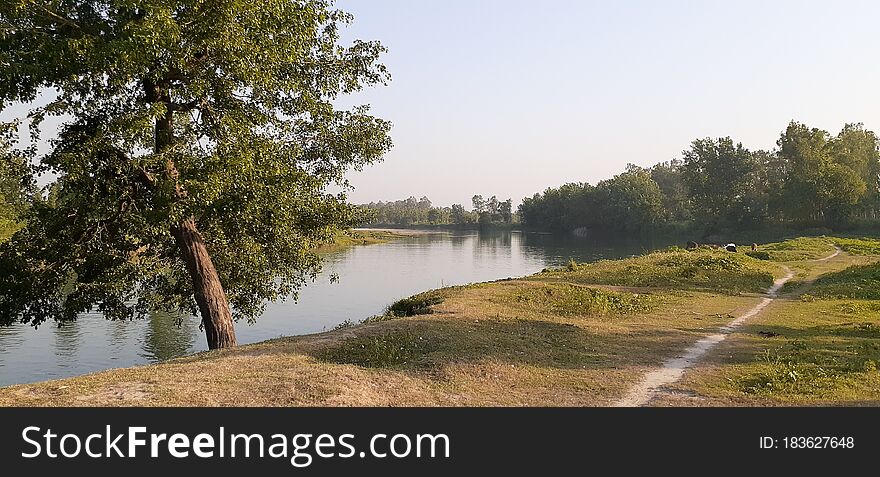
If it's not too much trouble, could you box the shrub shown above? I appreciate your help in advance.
[386,290,445,317]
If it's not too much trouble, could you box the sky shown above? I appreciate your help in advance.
[3,1,880,208]
[334,0,880,207]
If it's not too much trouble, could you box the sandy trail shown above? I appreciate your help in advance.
[613,247,841,407]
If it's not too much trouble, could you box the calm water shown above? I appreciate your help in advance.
[0,230,672,386]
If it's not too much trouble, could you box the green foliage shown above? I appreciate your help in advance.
[810,263,880,300]
[519,121,880,233]
[512,284,660,317]
[833,237,880,256]
[518,167,663,234]
[386,290,446,317]
[681,137,768,228]
[361,194,514,226]
[777,122,874,225]
[0,123,36,241]
[540,249,778,294]
[318,332,433,368]
[0,1,392,326]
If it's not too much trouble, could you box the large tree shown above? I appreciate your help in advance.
[681,137,758,230]
[777,121,869,226]
[0,0,392,349]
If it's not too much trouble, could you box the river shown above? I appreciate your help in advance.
[0,229,673,387]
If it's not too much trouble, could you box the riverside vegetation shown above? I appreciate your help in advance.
[2,235,878,406]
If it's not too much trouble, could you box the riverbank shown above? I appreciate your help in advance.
[2,236,879,406]
[313,229,409,254]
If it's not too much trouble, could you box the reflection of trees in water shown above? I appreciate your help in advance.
[0,324,23,357]
[447,232,469,250]
[473,230,512,260]
[477,230,512,247]
[519,231,672,267]
[53,320,83,363]
[142,312,198,362]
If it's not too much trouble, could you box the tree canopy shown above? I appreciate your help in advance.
[519,121,880,235]
[0,0,392,348]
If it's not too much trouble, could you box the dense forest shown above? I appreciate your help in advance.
[361,195,515,226]
[518,121,880,236]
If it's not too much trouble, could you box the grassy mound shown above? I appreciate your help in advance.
[759,237,837,261]
[833,237,880,256]
[539,248,780,294]
[810,263,880,299]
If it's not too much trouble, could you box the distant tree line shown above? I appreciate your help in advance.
[519,121,880,235]
[361,195,515,226]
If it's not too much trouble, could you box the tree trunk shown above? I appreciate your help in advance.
[172,217,238,349]
[151,82,237,349]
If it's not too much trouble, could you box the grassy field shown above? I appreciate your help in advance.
[653,237,880,406]
[2,236,879,407]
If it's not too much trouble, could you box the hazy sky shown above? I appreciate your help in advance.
[336,0,880,207]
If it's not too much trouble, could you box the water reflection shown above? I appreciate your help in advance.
[52,320,83,366]
[0,229,673,386]
[141,312,199,362]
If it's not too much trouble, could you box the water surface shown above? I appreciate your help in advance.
[0,230,671,386]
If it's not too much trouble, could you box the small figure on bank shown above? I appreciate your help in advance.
[751,243,758,252]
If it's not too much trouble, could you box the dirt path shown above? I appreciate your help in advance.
[613,248,841,407]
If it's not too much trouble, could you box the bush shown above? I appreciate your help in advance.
[386,290,445,317]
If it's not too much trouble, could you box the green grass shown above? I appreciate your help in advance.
[810,263,880,299]
[510,283,661,317]
[736,337,879,396]
[833,237,880,256]
[758,236,837,261]
[317,332,436,369]
[538,248,780,294]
